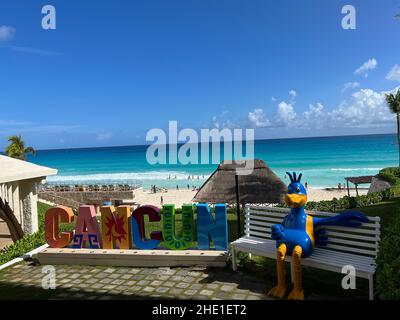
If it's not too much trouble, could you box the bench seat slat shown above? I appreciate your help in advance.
[325,231,380,242]
[324,237,378,249]
[248,211,378,229]
[246,206,381,222]
[322,226,379,236]
[241,236,375,264]
[246,225,379,239]
[245,231,377,254]
[238,240,376,268]
[322,244,376,256]
[235,236,376,262]
[232,237,375,275]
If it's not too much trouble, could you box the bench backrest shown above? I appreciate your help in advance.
[245,205,380,258]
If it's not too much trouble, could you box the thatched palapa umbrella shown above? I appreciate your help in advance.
[193,159,286,237]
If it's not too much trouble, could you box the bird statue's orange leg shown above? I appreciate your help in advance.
[288,245,304,300]
[268,243,287,299]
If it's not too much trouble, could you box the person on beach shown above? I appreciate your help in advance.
[305,182,308,190]
[160,196,164,205]
[176,185,179,190]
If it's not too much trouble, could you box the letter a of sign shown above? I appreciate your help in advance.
[341,5,356,30]
[42,5,56,30]
[72,205,102,248]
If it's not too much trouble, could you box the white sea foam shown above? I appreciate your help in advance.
[329,168,382,172]
[47,171,210,183]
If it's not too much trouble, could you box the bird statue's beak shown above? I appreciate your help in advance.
[285,193,307,208]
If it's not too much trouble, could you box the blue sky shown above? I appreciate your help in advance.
[0,0,399,149]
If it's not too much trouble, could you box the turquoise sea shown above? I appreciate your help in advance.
[28,134,398,189]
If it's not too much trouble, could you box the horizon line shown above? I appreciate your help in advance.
[32,132,397,152]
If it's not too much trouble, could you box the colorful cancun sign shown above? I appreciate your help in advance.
[44,204,228,251]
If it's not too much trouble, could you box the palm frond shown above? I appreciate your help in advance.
[386,89,400,113]
[24,147,36,156]
[4,135,35,160]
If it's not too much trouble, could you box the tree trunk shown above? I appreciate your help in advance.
[397,113,400,167]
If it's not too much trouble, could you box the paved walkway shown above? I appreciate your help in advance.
[0,260,271,300]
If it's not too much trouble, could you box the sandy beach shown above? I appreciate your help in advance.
[132,187,368,207]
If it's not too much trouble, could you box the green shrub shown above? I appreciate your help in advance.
[0,231,45,265]
[378,167,400,185]
[0,202,51,265]
[376,210,400,300]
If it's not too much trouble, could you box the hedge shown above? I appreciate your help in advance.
[0,202,57,265]
[378,167,400,185]
[278,188,395,213]
[376,209,400,299]
[378,167,400,196]
[277,167,399,213]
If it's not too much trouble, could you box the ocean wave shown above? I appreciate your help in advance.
[47,171,210,183]
[329,168,382,172]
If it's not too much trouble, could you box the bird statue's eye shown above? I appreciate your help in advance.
[296,187,300,192]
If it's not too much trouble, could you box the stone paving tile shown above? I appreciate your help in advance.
[0,261,271,300]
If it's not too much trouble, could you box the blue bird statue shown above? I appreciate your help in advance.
[268,172,369,300]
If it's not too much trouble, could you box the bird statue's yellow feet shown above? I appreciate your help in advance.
[268,286,287,299]
[288,288,304,300]
[268,243,288,299]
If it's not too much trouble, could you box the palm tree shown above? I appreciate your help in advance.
[4,135,36,160]
[386,89,400,167]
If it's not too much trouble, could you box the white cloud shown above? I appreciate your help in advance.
[216,86,398,133]
[0,26,15,41]
[0,119,33,126]
[301,103,326,129]
[342,81,360,93]
[96,132,113,141]
[386,64,400,82]
[211,112,238,129]
[300,87,398,129]
[354,58,377,77]
[271,96,276,102]
[276,101,296,125]
[248,109,271,127]
[329,88,395,128]
[1,45,60,56]
[289,90,297,98]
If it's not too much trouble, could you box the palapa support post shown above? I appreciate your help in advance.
[235,174,241,239]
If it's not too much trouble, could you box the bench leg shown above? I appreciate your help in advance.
[232,247,237,272]
[368,274,374,300]
[290,259,294,283]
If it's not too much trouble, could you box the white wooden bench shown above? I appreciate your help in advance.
[231,205,380,300]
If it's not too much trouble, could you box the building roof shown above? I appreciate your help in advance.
[193,159,286,204]
[345,175,374,185]
[0,155,57,184]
